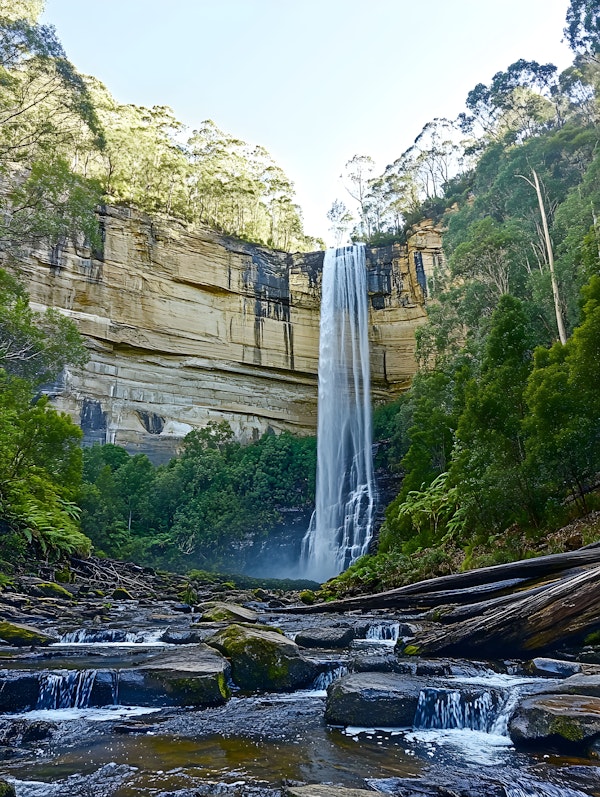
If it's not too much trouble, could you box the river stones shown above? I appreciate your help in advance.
[197,601,258,624]
[117,644,230,706]
[509,694,600,748]
[325,672,425,727]
[207,623,318,691]
[0,620,57,647]
[295,624,355,648]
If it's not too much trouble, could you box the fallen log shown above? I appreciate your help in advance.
[281,547,600,614]
[405,564,600,658]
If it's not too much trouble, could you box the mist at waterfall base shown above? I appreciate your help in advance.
[238,244,375,583]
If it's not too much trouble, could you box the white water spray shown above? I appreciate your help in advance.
[300,244,375,582]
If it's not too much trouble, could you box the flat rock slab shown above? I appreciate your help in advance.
[509,694,600,748]
[0,620,57,647]
[285,787,377,797]
[295,625,356,649]
[197,602,258,624]
[325,672,427,728]
[528,658,583,677]
[208,623,318,692]
[118,643,231,707]
[543,674,600,698]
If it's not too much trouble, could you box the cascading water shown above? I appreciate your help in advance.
[37,670,98,710]
[300,244,375,582]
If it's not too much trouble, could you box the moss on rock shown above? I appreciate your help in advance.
[34,582,74,600]
[112,587,134,600]
[0,621,57,647]
[197,601,258,624]
[208,623,317,692]
[0,779,16,797]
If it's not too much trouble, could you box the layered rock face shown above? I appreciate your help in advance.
[14,206,443,461]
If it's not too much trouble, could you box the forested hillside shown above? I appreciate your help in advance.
[327,0,600,593]
[0,0,320,256]
[1,0,599,582]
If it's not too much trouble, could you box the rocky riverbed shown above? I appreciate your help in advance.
[0,559,599,797]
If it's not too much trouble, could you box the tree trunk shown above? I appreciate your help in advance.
[283,547,600,614]
[407,565,600,657]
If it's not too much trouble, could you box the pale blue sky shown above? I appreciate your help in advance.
[42,0,575,241]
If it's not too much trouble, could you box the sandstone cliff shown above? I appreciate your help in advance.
[11,206,443,461]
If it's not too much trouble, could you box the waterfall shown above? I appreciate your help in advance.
[413,688,500,732]
[37,670,98,709]
[301,244,375,582]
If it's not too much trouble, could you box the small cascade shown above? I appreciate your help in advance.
[300,244,375,582]
[59,628,164,645]
[311,665,348,691]
[413,688,499,732]
[37,670,98,710]
[365,622,400,643]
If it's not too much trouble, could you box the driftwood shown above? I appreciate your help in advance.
[282,547,600,614]
[408,564,600,657]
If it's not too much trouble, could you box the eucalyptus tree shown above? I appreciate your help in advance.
[565,0,600,62]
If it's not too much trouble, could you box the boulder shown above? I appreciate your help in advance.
[161,628,207,645]
[196,602,258,624]
[325,672,425,728]
[543,674,600,698]
[509,694,600,748]
[112,588,134,600]
[0,620,57,647]
[117,644,230,707]
[30,582,74,600]
[527,657,582,678]
[207,623,318,692]
[295,625,355,649]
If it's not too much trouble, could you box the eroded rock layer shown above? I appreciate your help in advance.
[13,206,443,460]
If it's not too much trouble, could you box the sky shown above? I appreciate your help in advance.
[41,0,575,243]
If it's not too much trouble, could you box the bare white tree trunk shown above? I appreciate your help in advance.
[517,169,567,344]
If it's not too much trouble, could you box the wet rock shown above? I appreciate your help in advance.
[528,657,583,677]
[161,628,207,645]
[285,787,376,797]
[117,644,230,707]
[171,603,193,613]
[351,653,415,674]
[29,582,74,600]
[208,623,318,692]
[112,588,134,600]
[295,625,355,649]
[0,718,56,745]
[509,694,600,748]
[197,602,258,624]
[325,672,425,727]
[0,620,58,647]
[0,671,39,711]
[9,762,136,796]
[543,674,600,698]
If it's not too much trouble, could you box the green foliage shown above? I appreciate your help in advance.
[565,0,600,61]
[0,269,90,564]
[79,425,317,572]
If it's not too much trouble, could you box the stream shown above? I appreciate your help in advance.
[0,601,599,797]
